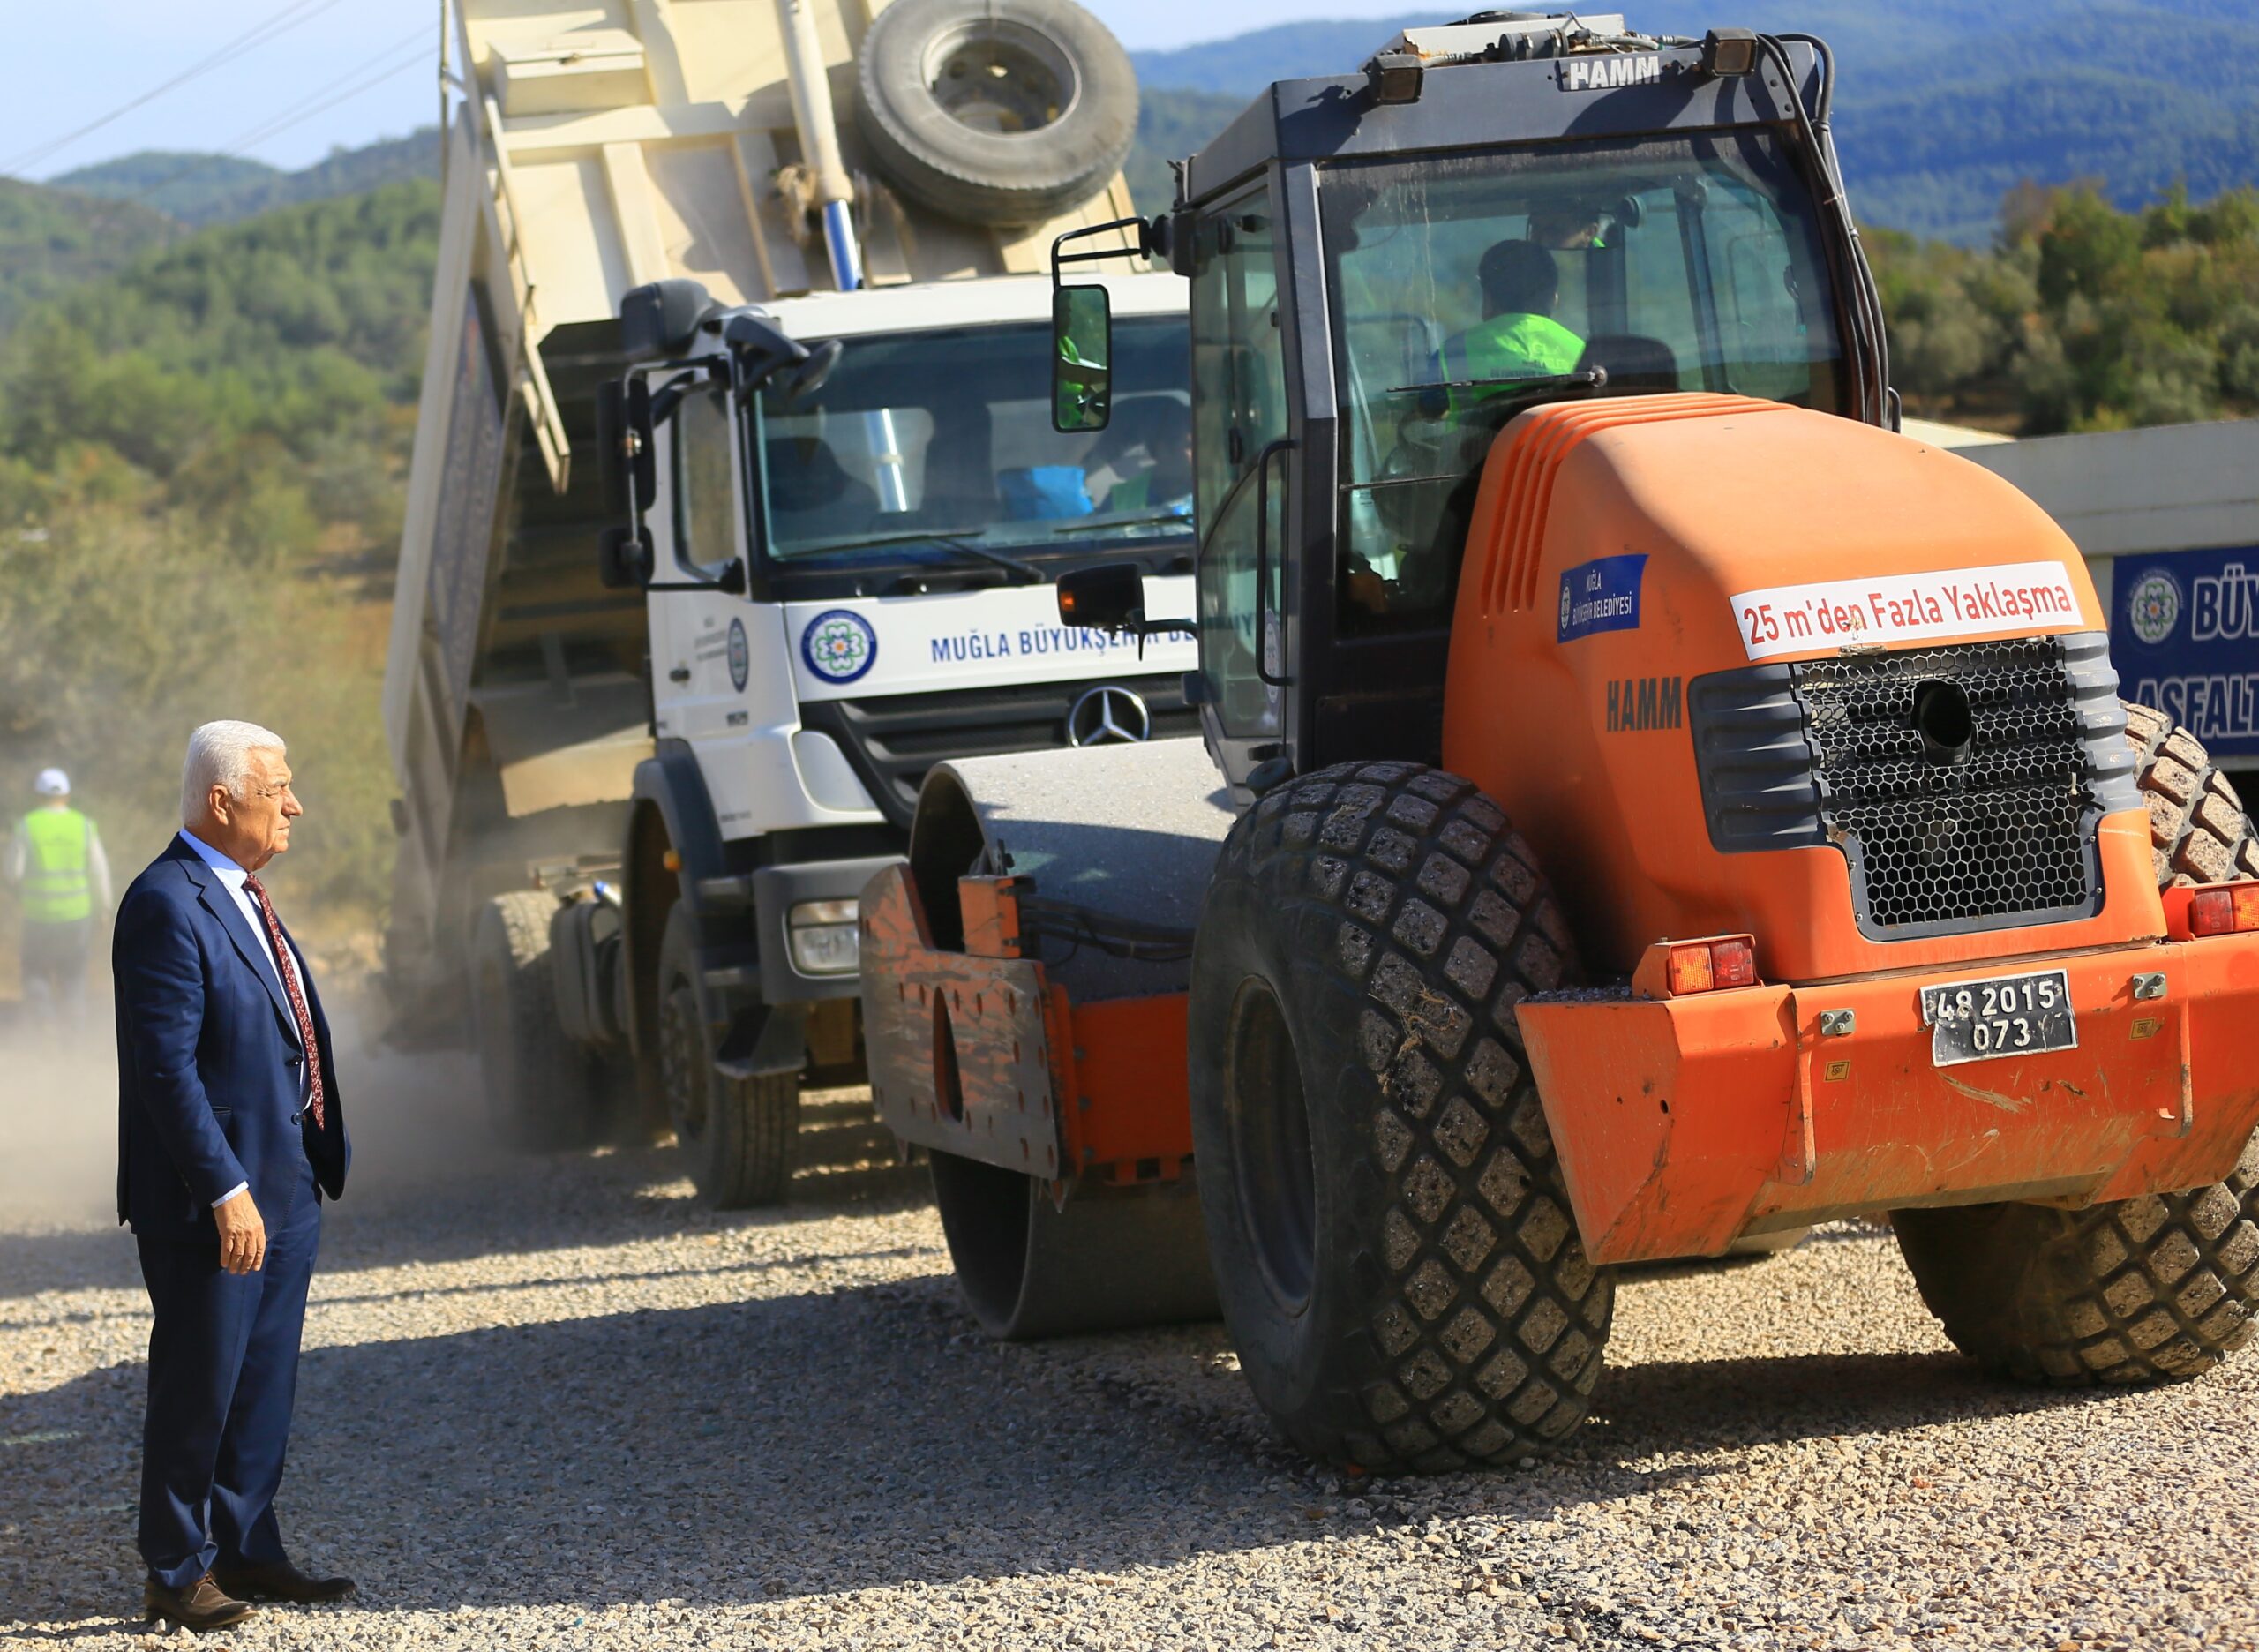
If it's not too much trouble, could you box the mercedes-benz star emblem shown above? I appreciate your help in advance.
[1066,685,1152,747]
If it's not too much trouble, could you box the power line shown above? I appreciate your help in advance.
[109,31,438,212]
[4,0,360,177]
[213,30,436,161]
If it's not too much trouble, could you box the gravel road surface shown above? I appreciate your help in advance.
[3,1031,2255,1651]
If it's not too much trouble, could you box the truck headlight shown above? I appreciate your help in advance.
[787,898,860,974]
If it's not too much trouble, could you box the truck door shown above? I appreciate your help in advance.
[649,380,761,751]
[1190,184,1291,790]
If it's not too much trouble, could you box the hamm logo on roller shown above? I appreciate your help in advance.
[1606,676,1683,732]
[1558,54,1664,92]
[1558,553,1647,643]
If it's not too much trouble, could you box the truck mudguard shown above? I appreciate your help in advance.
[631,741,733,917]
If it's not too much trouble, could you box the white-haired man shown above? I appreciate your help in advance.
[6,766,113,1027]
[112,721,353,1631]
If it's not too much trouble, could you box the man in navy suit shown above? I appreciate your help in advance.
[115,720,355,1630]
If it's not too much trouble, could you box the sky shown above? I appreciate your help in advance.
[0,1,1406,184]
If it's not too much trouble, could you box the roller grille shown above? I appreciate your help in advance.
[1791,639,2104,932]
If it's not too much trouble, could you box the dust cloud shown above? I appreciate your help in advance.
[0,948,505,1235]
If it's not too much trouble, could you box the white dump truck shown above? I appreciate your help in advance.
[381,0,1197,1204]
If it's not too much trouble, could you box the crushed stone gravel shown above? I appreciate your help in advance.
[3,1036,2255,1651]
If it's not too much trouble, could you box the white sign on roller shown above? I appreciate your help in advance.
[1730,560,2083,660]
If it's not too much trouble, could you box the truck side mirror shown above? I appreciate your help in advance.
[620,277,714,361]
[1052,284,1112,433]
[1057,561,1145,629]
[784,338,843,404]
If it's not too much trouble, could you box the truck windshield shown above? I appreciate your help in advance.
[752,316,1193,575]
[1320,129,1847,628]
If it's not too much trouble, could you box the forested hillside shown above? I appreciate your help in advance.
[1128,3,2259,244]
[1875,184,2259,432]
[52,130,438,229]
[0,181,439,928]
[1126,91,1244,216]
[0,183,176,333]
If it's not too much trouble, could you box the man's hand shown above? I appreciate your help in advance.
[214,1190,266,1275]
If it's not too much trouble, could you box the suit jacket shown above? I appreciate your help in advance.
[114,836,349,1235]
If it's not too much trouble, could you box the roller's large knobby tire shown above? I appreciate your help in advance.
[1893,708,2259,1385]
[854,0,1137,227]
[657,906,799,1208]
[1188,762,1613,1474]
[2125,700,2259,886]
[472,892,608,1150]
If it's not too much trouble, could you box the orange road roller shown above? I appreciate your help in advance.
[856,14,2259,1472]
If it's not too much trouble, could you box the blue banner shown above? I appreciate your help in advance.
[1557,553,1647,644]
[2112,545,2259,759]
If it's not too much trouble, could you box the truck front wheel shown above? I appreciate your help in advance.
[1892,710,2259,1384]
[657,905,799,1207]
[1187,762,1613,1473]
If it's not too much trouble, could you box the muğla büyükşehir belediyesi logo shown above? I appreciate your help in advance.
[801,609,878,684]
[2128,568,2181,645]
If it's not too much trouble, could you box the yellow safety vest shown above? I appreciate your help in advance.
[21,807,92,925]
[1438,313,1587,414]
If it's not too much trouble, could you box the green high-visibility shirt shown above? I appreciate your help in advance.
[1437,312,1587,412]
[20,807,93,925]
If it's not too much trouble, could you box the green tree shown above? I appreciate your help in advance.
[1872,180,2259,433]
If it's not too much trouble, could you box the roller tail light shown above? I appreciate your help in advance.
[1635,935,1761,999]
[2166,882,2259,940]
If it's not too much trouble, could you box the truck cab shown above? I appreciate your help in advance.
[604,268,1195,1198]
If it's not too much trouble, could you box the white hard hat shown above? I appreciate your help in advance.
[34,768,68,797]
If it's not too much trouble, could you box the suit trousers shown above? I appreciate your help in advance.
[135,1149,319,1588]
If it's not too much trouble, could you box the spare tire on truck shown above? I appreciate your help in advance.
[1892,704,2259,1385]
[854,0,1138,228]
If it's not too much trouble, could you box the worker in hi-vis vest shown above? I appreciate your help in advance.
[6,768,113,1027]
[1434,238,1586,414]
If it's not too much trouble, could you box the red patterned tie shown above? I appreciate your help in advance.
[242,875,326,1130]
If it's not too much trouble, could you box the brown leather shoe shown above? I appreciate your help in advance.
[144,1571,257,1631]
[212,1557,356,1604]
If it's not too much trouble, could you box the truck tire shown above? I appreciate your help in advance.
[657,905,799,1207]
[1892,710,2259,1385]
[853,0,1137,227]
[472,892,607,1149]
[1187,762,1613,1474]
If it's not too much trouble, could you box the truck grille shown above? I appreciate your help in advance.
[799,673,1199,827]
[1691,632,2138,938]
